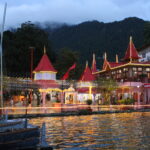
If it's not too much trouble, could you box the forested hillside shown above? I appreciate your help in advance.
[2,17,149,79]
[47,17,145,65]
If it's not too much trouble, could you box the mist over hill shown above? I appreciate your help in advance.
[45,17,145,66]
[3,17,147,77]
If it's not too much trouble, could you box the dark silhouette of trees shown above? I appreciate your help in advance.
[3,21,55,77]
[2,17,147,79]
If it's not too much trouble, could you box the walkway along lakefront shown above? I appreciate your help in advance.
[2,36,150,109]
[1,105,150,119]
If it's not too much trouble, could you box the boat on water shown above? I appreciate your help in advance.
[0,118,41,150]
[0,3,52,150]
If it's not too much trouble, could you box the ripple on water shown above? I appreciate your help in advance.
[29,112,150,150]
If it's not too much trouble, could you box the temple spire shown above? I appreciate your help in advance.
[130,36,132,43]
[44,45,46,54]
[116,54,118,63]
[86,61,88,68]
[102,52,108,70]
[123,36,140,62]
[33,46,57,73]
[104,52,107,60]
[91,53,97,73]
[79,61,95,81]
[93,53,95,61]
[130,36,132,62]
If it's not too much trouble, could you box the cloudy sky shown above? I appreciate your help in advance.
[0,0,150,28]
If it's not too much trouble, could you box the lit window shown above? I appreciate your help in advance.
[138,68,142,71]
[146,68,150,72]
[123,68,128,71]
[133,67,137,71]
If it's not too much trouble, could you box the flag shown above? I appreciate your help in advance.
[68,63,76,71]
[61,71,69,80]
[61,63,76,80]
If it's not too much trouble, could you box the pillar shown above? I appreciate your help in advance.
[143,88,147,104]
[89,86,92,100]
[61,91,64,104]
[148,89,150,104]
[137,92,140,105]
[146,88,149,104]
[42,92,46,107]
[74,92,77,104]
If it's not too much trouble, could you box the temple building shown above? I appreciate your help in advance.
[31,37,150,106]
[33,47,60,106]
[63,84,77,104]
[138,44,150,62]
[76,57,99,104]
[94,36,150,104]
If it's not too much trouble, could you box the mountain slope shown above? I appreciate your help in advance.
[47,17,145,66]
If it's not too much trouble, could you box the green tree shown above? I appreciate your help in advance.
[48,17,144,66]
[95,77,118,104]
[3,21,55,77]
[55,47,83,80]
[144,22,150,45]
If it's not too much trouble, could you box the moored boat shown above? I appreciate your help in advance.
[0,118,41,150]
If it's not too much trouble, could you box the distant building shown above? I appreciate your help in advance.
[33,47,57,81]
[76,61,96,104]
[32,37,150,106]
[138,45,150,62]
[33,47,60,106]
[94,36,150,104]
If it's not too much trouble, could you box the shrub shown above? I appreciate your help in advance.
[113,99,118,105]
[78,109,92,115]
[119,98,135,105]
[118,99,126,104]
[86,99,92,105]
[56,99,61,103]
[103,100,110,105]
[126,98,135,104]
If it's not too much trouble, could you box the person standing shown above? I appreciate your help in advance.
[10,97,14,107]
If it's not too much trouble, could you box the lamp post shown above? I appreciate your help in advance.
[29,47,34,80]
[0,3,7,110]
[61,80,64,104]
[29,47,34,106]
[137,85,140,105]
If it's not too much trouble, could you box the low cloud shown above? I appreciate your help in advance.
[0,0,150,28]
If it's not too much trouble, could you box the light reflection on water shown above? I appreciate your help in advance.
[29,112,150,149]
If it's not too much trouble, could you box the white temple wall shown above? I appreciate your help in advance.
[34,72,56,80]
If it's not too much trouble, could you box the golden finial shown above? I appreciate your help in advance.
[86,61,88,68]
[130,36,132,43]
[129,36,132,62]
[116,54,118,63]
[93,53,95,61]
[104,52,107,60]
[44,45,46,54]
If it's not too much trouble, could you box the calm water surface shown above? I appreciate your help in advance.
[29,112,150,150]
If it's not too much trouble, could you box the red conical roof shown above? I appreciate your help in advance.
[124,36,140,61]
[79,62,95,82]
[34,53,57,72]
[91,54,97,73]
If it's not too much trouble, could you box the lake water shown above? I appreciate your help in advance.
[29,112,150,150]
